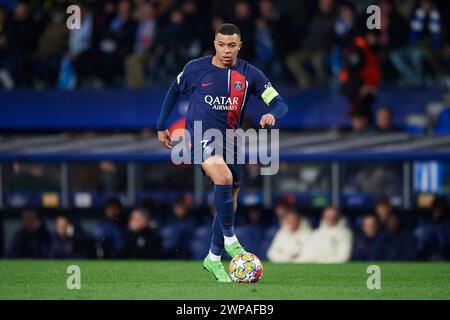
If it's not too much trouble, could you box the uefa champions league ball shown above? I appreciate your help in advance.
[229,252,263,283]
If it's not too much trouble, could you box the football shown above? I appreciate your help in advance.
[229,252,263,283]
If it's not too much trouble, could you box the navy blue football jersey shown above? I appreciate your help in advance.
[176,55,280,138]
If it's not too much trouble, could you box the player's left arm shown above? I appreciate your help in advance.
[260,93,289,129]
[252,67,289,128]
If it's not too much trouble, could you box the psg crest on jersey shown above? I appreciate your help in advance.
[234,81,243,91]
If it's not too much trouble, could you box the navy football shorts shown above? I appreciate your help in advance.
[190,140,244,189]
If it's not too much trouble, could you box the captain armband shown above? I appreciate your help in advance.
[261,86,279,105]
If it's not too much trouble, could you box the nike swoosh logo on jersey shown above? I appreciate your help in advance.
[201,82,213,87]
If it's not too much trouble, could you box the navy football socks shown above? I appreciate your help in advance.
[209,184,235,256]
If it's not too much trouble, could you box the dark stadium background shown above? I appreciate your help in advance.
[0,0,449,262]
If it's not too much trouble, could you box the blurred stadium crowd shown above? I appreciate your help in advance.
[2,194,450,261]
[0,0,449,92]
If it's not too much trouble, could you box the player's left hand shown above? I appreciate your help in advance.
[260,114,275,129]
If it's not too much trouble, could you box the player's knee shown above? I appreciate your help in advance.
[214,173,233,185]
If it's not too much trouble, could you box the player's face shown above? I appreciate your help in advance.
[214,33,242,67]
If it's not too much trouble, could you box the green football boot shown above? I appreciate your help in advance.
[224,240,246,259]
[202,255,232,283]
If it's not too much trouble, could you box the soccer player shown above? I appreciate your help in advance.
[156,23,288,282]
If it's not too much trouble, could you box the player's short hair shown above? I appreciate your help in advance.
[215,23,241,38]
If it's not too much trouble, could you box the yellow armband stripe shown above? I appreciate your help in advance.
[261,86,279,105]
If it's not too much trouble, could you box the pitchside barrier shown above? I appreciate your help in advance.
[0,132,449,210]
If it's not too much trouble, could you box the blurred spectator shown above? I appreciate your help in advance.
[98,0,117,27]
[34,5,68,88]
[352,215,386,260]
[415,196,450,260]
[298,206,352,263]
[7,1,38,88]
[330,1,358,81]
[375,197,394,232]
[209,0,234,21]
[333,1,358,51]
[340,29,381,122]
[267,208,312,262]
[119,208,162,259]
[286,0,335,89]
[0,4,14,89]
[348,109,374,134]
[276,0,309,33]
[394,0,417,21]
[91,197,126,258]
[181,0,205,56]
[50,216,91,259]
[0,0,446,89]
[408,0,442,53]
[272,198,291,227]
[384,214,416,260]
[390,0,442,85]
[125,1,158,88]
[140,196,162,228]
[203,15,225,56]
[98,0,137,87]
[375,106,401,133]
[66,2,96,88]
[254,0,289,81]
[160,197,196,259]
[152,8,194,83]
[426,23,450,84]
[99,161,126,193]
[8,209,51,258]
[231,0,255,62]
[377,0,409,81]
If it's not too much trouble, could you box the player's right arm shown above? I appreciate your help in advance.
[156,80,180,149]
[156,61,196,149]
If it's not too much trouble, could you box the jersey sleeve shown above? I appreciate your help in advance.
[250,65,280,106]
[176,60,197,94]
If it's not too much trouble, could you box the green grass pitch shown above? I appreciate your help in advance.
[0,260,449,300]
